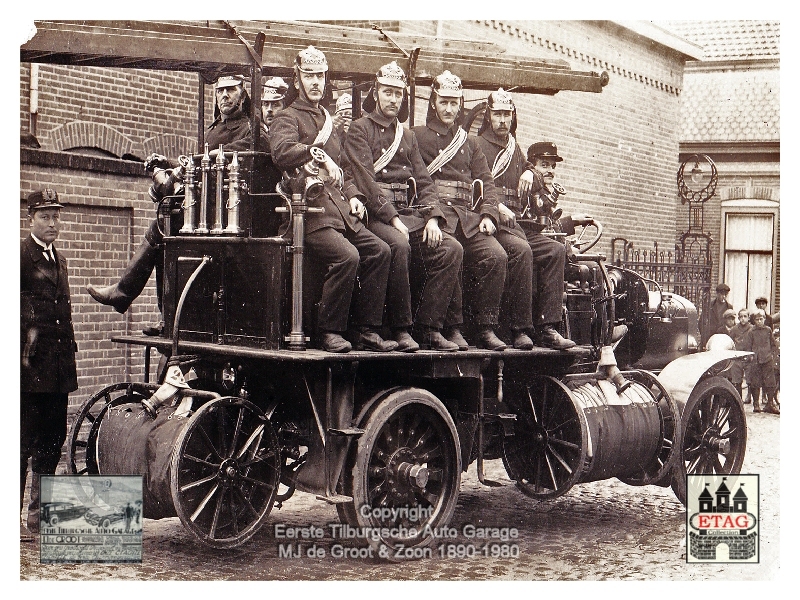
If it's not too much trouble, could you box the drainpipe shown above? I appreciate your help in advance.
[29,64,39,137]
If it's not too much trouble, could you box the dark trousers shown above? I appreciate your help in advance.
[446,227,508,327]
[21,392,68,511]
[370,221,463,330]
[145,219,164,312]
[496,230,534,330]
[410,231,463,330]
[305,226,391,332]
[524,230,567,325]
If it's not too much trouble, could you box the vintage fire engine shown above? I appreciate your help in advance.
[22,20,748,555]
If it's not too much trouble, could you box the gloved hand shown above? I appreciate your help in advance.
[523,168,545,197]
[144,153,172,173]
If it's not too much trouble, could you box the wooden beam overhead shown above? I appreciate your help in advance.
[21,20,607,95]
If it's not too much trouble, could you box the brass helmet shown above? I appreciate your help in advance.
[487,88,514,111]
[364,61,410,121]
[431,70,463,98]
[335,92,352,114]
[375,61,407,88]
[479,87,517,136]
[262,76,289,102]
[295,45,328,73]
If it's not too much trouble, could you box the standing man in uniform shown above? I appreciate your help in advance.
[413,70,509,351]
[21,189,78,540]
[86,74,262,333]
[269,46,395,353]
[475,89,540,350]
[343,61,464,352]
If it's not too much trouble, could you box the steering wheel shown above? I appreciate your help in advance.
[571,218,603,254]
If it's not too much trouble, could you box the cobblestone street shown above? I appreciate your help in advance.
[20,408,779,581]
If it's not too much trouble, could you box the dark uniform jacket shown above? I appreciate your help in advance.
[477,129,529,241]
[343,110,445,233]
[413,117,499,238]
[206,111,268,152]
[269,98,364,235]
[21,235,77,394]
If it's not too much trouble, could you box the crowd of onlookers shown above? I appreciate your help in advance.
[704,283,779,415]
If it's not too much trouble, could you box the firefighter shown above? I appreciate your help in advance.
[343,61,464,352]
[412,70,509,351]
[86,74,263,335]
[260,76,289,146]
[518,141,585,349]
[269,46,396,353]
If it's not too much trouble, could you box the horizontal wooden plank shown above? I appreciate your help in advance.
[21,20,606,94]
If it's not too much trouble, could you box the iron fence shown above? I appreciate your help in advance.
[611,236,712,324]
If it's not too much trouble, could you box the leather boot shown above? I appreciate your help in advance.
[415,328,459,352]
[476,328,508,351]
[393,329,420,353]
[512,329,534,350]
[752,388,762,413]
[319,332,352,353]
[355,328,398,352]
[443,327,469,351]
[535,324,576,350]
[87,238,159,314]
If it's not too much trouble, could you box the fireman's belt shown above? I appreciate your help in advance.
[498,186,523,209]
[435,180,471,206]
[376,182,410,208]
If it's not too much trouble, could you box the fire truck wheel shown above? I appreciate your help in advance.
[170,396,281,549]
[670,376,747,506]
[349,388,461,560]
[67,382,159,476]
[502,376,588,500]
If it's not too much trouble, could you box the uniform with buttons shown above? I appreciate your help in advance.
[344,107,463,334]
[21,189,77,533]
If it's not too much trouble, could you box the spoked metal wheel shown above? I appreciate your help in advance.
[67,382,158,475]
[170,396,281,549]
[349,388,461,559]
[502,376,588,500]
[617,370,682,486]
[670,376,747,506]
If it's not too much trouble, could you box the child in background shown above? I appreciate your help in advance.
[728,309,752,403]
[742,309,779,414]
